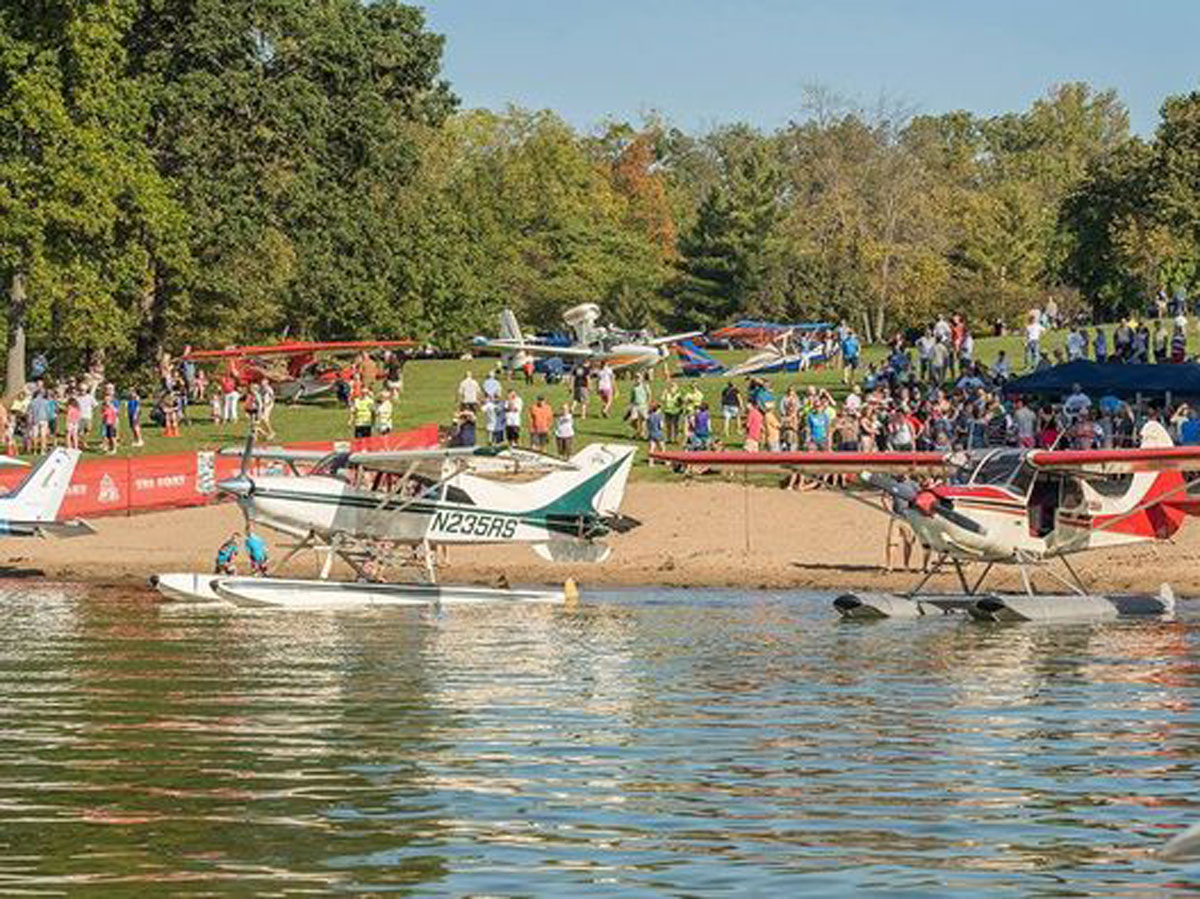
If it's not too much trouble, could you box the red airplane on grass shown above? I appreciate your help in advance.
[182,340,417,401]
[654,421,1200,618]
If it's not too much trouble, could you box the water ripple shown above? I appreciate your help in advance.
[0,585,1198,893]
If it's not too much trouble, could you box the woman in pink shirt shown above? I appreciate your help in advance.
[744,404,765,452]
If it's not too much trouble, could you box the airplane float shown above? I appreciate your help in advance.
[181,339,417,402]
[654,420,1200,622]
[474,304,700,374]
[209,438,638,585]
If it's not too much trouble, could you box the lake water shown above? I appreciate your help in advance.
[1,584,1200,895]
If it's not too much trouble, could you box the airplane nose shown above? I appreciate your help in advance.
[217,474,255,499]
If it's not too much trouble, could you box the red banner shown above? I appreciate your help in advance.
[0,423,438,519]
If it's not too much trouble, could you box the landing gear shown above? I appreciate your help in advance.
[901,552,1088,599]
[275,531,436,584]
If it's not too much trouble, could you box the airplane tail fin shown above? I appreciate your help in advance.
[528,444,637,563]
[499,308,524,343]
[496,309,529,370]
[1,449,80,523]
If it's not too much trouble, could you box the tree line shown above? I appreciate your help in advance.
[3,2,1199,389]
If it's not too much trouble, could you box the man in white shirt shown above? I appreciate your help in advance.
[1025,318,1044,369]
[457,371,480,411]
[482,370,502,403]
[933,316,951,343]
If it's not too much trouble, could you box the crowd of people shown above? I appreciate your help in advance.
[433,305,1200,465]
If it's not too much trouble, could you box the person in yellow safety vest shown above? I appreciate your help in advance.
[682,384,704,441]
[350,391,375,439]
[662,384,683,444]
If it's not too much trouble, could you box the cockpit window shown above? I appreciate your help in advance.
[969,451,1023,488]
[310,452,351,477]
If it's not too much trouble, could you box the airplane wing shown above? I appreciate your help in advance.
[183,339,416,361]
[218,446,336,463]
[648,331,704,347]
[651,449,953,476]
[474,339,596,360]
[347,445,580,474]
[0,456,27,468]
[1026,445,1200,476]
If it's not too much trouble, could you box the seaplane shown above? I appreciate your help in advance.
[181,339,417,402]
[474,304,701,374]
[0,448,91,539]
[654,420,1200,622]
[153,438,638,608]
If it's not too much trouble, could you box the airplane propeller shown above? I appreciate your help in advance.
[861,471,986,536]
[217,428,257,531]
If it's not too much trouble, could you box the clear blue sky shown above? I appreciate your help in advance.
[422,0,1200,136]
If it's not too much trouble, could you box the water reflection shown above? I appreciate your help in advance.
[0,585,1198,893]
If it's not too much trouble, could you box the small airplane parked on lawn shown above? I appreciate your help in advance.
[654,421,1200,619]
[674,330,836,378]
[216,438,639,582]
[475,304,701,374]
[0,449,91,539]
[182,339,418,402]
[708,319,833,349]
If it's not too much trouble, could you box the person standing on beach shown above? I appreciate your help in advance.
[245,527,269,576]
[214,532,240,575]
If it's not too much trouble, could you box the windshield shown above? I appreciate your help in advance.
[968,450,1026,490]
[310,452,350,477]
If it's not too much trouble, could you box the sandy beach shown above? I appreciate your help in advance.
[7,479,1200,596]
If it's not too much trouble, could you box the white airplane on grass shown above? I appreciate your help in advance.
[215,439,639,582]
[475,304,702,374]
[0,449,91,538]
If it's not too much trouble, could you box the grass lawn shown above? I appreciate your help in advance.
[77,328,1052,480]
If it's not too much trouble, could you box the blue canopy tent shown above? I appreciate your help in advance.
[1004,360,1200,400]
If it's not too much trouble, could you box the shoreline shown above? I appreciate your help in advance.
[6,480,1200,596]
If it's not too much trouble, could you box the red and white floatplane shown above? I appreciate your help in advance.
[654,421,1200,621]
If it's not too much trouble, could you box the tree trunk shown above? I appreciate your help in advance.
[134,262,166,369]
[6,270,27,401]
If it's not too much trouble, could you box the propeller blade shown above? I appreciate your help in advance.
[239,426,254,477]
[860,471,919,504]
[931,502,987,535]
